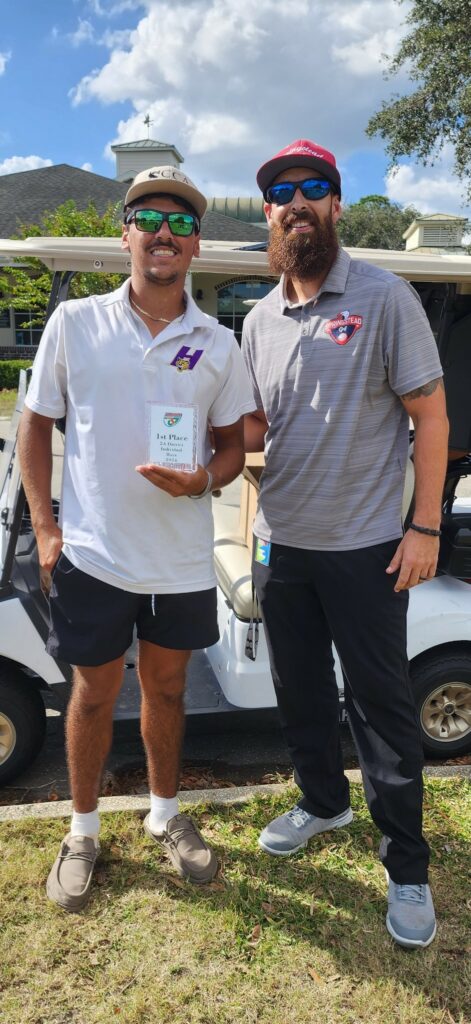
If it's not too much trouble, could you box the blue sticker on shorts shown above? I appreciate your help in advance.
[255,538,271,565]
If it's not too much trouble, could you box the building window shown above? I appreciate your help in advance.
[14,310,42,346]
[217,279,276,343]
[422,226,460,247]
[0,308,10,328]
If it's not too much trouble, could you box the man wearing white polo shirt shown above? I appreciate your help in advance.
[19,166,255,911]
[242,139,449,948]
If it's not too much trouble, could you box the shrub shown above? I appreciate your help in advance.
[0,360,33,390]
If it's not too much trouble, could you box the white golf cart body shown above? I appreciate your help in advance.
[0,235,470,783]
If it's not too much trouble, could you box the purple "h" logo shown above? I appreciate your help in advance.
[170,346,204,372]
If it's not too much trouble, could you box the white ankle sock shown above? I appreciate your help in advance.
[70,809,100,844]
[149,794,179,833]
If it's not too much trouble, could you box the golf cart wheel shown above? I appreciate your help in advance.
[410,652,471,758]
[0,676,46,785]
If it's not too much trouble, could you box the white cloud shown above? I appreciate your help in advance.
[385,148,471,218]
[69,0,414,194]
[0,51,11,75]
[69,18,96,46]
[105,101,250,159]
[86,0,144,15]
[101,27,134,46]
[331,29,403,76]
[0,155,53,175]
[327,0,410,76]
[326,0,408,37]
[186,115,251,156]
[81,162,94,171]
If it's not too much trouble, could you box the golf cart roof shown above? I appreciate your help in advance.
[0,235,471,283]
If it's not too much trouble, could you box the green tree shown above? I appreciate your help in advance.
[0,200,124,327]
[366,0,471,200]
[338,195,419,249]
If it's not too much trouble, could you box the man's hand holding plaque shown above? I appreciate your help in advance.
[136,461,211,498]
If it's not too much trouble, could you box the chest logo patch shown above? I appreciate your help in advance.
[171,345,204,372]
[325,309,363,346]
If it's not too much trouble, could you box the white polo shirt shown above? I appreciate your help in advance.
[26,280,255,593]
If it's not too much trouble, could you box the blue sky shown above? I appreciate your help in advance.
[1,0,469,218]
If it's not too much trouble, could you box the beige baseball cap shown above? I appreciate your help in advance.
[124,165,207,219]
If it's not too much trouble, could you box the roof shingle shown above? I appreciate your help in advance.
[0,163,268,243]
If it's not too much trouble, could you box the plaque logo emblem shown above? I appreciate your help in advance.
[164,413,182,427]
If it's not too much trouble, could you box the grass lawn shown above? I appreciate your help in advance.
[0,388,17,418]
[1,780,470,1024]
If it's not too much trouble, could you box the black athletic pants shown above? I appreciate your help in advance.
[252,538,430,884]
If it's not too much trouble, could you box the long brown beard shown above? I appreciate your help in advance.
[268,208,339,280]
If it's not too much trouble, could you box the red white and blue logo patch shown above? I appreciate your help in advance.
[325,310,363,346]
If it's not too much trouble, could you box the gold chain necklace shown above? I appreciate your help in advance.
[130,294,183,324]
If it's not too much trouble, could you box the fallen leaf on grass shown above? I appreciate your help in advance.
[261,902,275,913]
[166,877,187,890]
[308,967,323,984]
[247,924,261,945]
[365,835,374,848]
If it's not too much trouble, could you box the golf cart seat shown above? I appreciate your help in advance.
[213,503,255,620]
[213,457,416,621]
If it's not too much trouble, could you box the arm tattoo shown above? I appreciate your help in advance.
[400,378,444,401]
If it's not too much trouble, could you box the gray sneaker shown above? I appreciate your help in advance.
[258,804,353,855]
[386,875,437,948]
[46,834,99,912]
[144,812,218,884]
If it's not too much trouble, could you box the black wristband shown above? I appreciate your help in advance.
[409,522,441,537]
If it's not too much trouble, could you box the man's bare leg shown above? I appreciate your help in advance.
[46,656,125,910]
[138,640,218,882]
[138,640,190,797]
[66,655,125,812]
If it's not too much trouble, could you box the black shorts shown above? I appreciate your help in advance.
[46,553,219,667]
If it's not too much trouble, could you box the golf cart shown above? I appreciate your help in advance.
[0,236,470,785]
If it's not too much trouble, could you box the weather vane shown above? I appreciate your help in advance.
[143,114,153,139]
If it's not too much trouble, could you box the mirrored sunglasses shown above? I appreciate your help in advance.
[265,178,332,205]
[125,209,199,236]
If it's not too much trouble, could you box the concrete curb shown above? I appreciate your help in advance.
[0,765,469,823]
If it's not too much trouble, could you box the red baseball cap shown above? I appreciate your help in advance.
[256,139,341,199]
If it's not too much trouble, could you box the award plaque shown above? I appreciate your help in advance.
[147,403,197,472]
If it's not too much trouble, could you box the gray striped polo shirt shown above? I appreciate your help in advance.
[242,248,443,550]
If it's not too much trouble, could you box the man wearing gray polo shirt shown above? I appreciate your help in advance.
[242,139,449,948]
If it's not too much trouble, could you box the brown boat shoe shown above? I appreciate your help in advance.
[144,812,218,884]
[46,834,99,912]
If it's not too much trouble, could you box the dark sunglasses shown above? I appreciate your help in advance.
[265,178,332,205]
[125,209,199,236]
